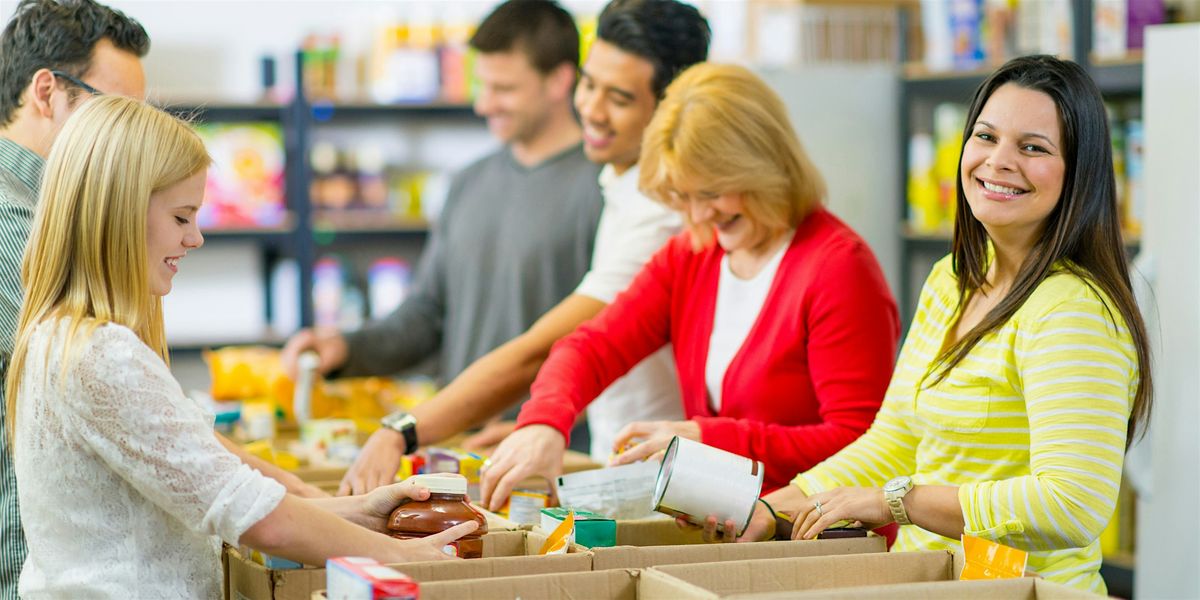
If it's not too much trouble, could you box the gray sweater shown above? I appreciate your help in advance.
[340,143,602,404]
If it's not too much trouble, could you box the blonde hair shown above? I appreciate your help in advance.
[639,63,827,250]
[5,95,209,444]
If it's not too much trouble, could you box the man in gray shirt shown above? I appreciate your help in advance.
[281,1,602,466]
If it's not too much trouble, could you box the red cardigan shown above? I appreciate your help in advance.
[516,208,900,490]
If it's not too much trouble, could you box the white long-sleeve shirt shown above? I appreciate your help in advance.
[575,164,684,461]
[14,320,285,599]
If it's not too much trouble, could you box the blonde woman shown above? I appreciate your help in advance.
[5,96,475,598]
[483,63,900,518]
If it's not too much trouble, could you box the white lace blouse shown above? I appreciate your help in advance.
[13,320,285,599]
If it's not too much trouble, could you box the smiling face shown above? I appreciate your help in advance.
[473,49,557,145]
[670,186,768,256]
[960,83,1066,244]
[146,171,205,296]
[574,39,659,173]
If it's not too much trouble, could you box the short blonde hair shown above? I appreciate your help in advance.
[639,63,826,249]
[6,95,209,444]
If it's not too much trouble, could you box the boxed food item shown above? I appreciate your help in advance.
[226,530,589,600]
[539,507,617,548]
[324,557,417,600]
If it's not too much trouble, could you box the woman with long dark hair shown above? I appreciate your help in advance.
[721,55,1152,595]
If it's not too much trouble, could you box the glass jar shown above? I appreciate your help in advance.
[387,474,488,559]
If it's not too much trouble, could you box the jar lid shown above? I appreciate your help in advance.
[407,473,468,495]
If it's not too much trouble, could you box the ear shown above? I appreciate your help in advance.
[547,62,578,103]
[27,69,59,119]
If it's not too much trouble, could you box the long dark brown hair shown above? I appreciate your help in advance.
[935,55,1152,447]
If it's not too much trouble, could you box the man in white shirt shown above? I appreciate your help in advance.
[340,0,711,496]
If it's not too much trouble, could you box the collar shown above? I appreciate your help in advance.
[0,138,44,200]
[599,163,639,193]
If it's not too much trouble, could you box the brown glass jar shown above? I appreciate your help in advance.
[387,474,488,559]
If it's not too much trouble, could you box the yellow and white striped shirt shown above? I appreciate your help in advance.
[795,255,1136,595]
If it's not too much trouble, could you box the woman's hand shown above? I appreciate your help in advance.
[608,420,701,466]
[694,497,776,543]
[392,521,480,562]
[792,486,891,540]
[314,479,434,532]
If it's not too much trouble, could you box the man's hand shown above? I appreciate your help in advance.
[339,428,407,496]
[461,420,518,452]
[280,326,349,379]
[608,420,700,466]
[478,424,565,512]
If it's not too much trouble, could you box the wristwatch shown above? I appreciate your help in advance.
[883,476,914,526]
[381,411,419,454]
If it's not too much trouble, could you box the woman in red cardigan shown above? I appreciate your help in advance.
[480,63,900,514]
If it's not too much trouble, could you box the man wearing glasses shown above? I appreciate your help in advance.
[0,1,148,596]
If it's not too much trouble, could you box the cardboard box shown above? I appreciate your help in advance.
[638,550,964,599]
[614,516,707,546]
[418,568,639,600]
[226,530,589,600]
[591,534,885,571]
[772,577,1095,599]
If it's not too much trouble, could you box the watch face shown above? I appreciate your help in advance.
[884,477,909,493]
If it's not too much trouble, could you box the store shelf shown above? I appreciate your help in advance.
[160,100,286,122]
[307,100,479,121]
[202,213,297,242]
[311,210,430,243]
[168,329,287,353]
[1089,55,1144,97]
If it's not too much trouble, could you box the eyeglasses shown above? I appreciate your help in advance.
[50,70,102,96]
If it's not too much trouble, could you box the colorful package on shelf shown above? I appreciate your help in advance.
[193,122,286,230]
[1094,0,1129,59]
[981,0,1016,66]
[1127,0,1166,50]
[921,0,954,71]
[1125,119,1145,236]
[1014,0,1073,58]
[907,132,941,234]
[932,103,967,231]
[949,0,985,70]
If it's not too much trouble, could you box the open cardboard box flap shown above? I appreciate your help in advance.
[419,568,640,600]
[734,577,1097,599]
[638,550,961,600]
[227,530,588,600]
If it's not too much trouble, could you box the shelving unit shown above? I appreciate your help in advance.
[162,56,482,349]
[896,1,1144,327]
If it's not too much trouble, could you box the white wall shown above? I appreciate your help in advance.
[759,66,899,293]
[1137,22,1200,599]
